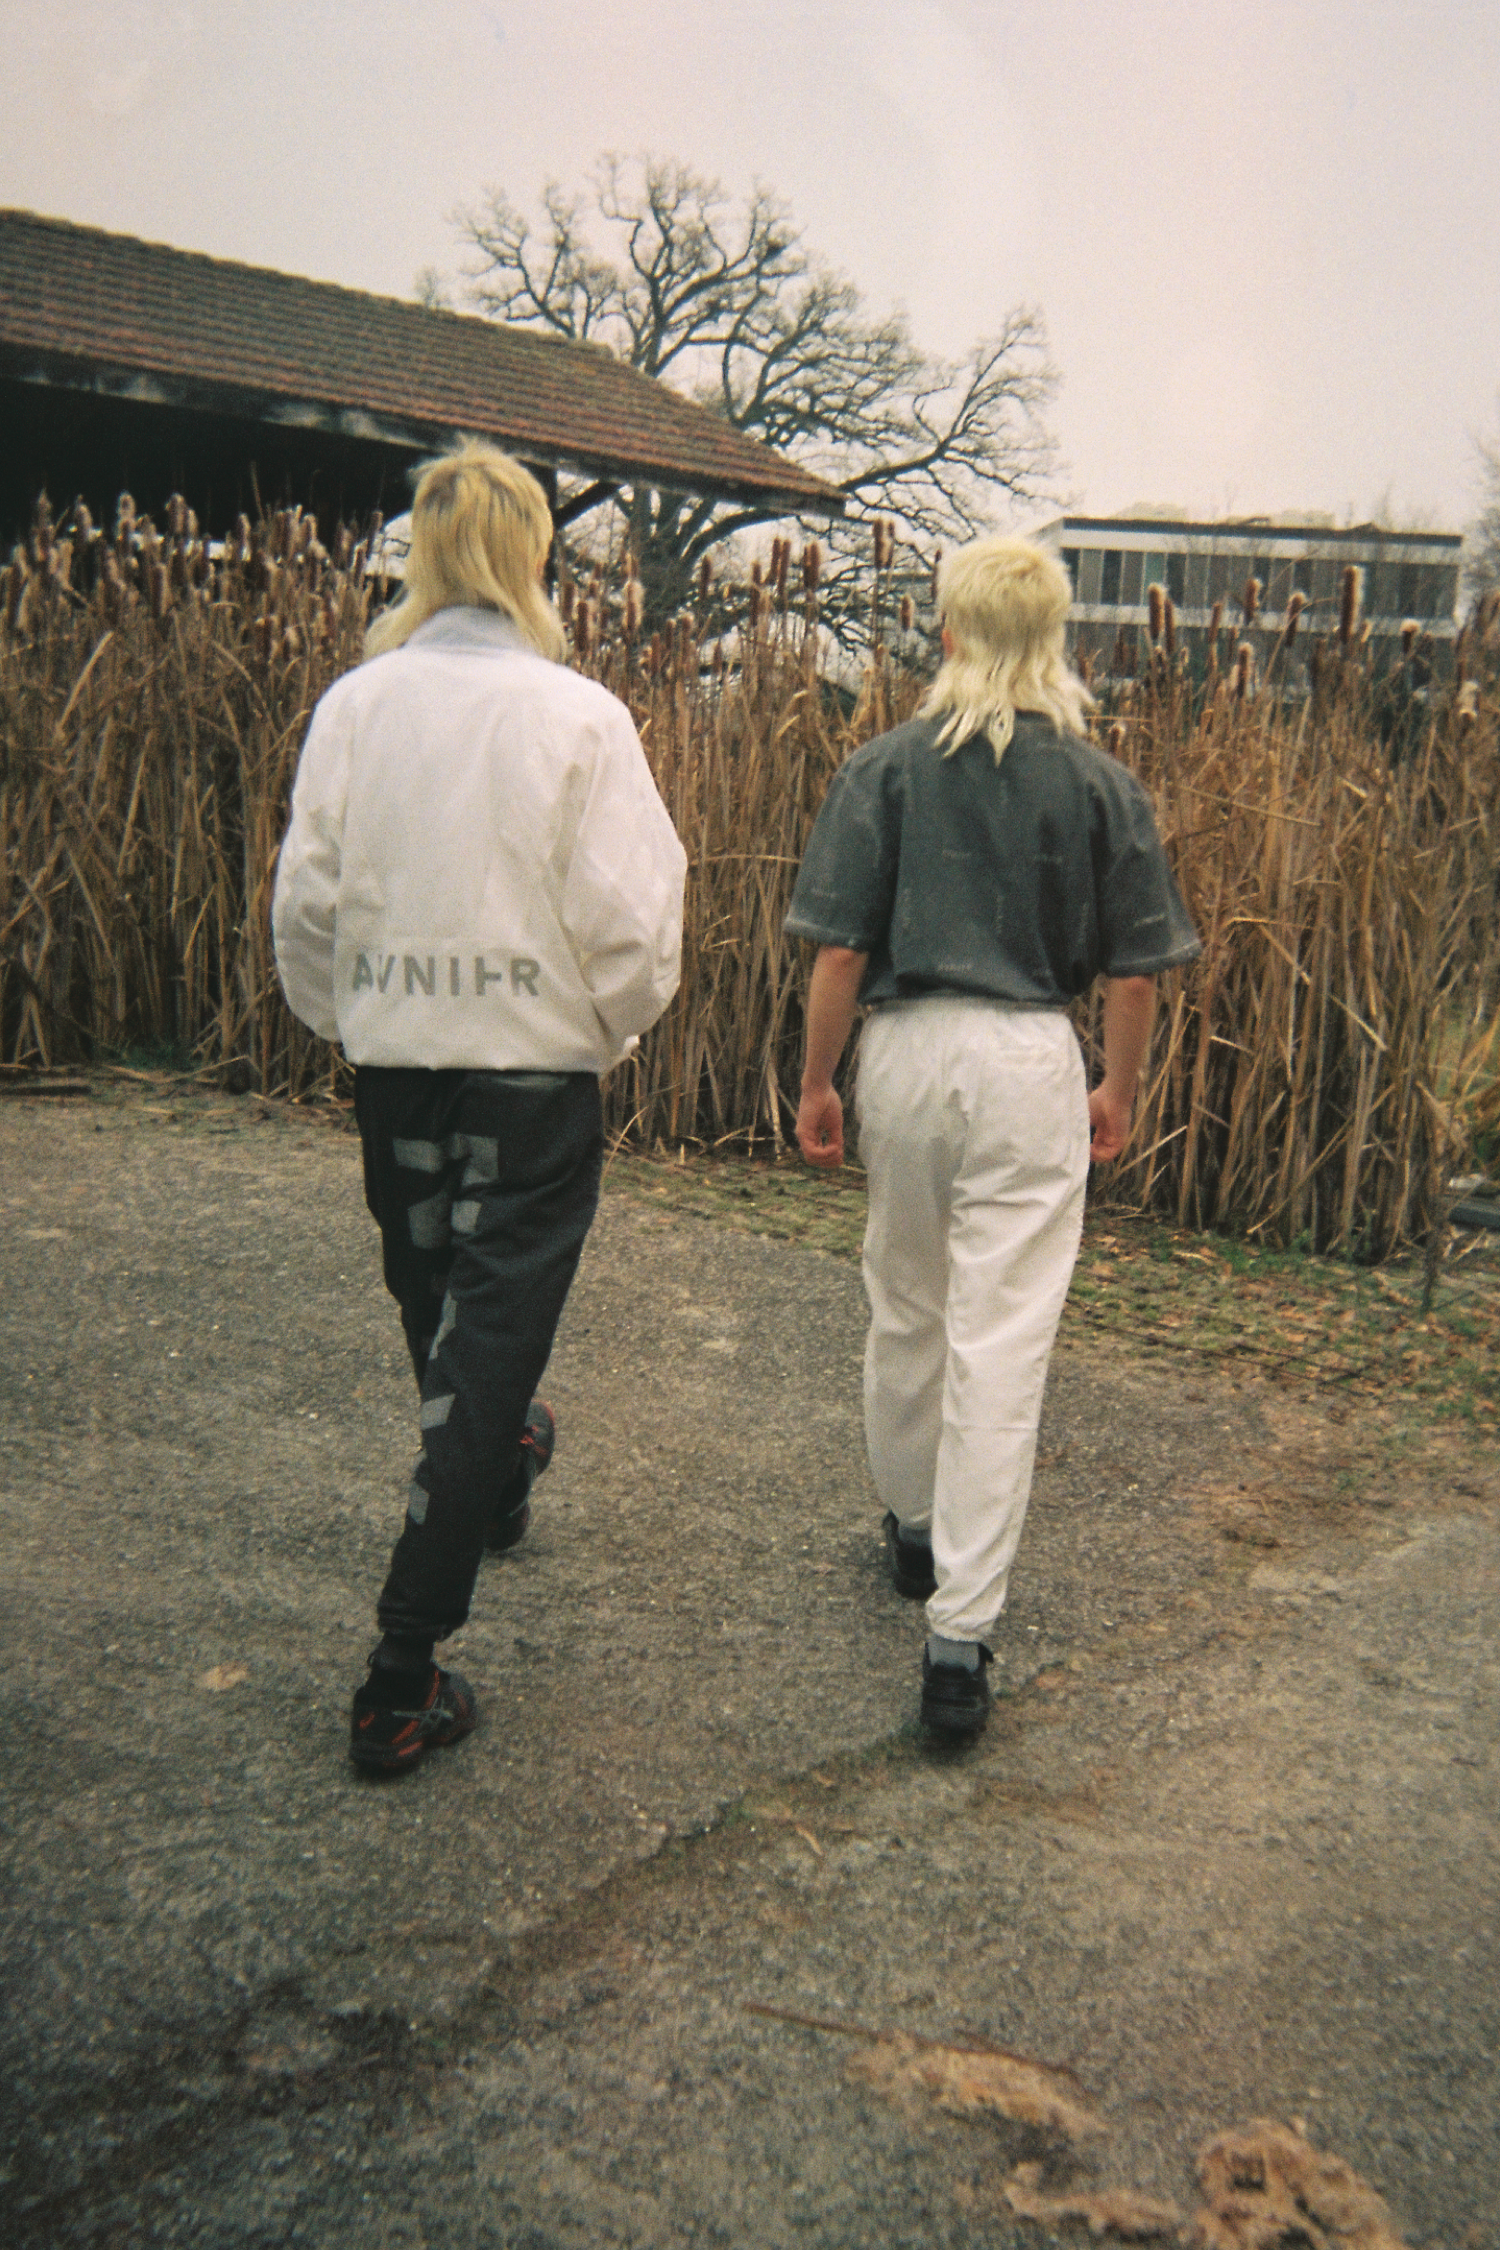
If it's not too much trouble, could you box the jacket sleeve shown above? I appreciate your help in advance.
[559,705,687,1055]
[271,692,350,1042]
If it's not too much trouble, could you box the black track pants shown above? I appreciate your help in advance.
[354,1065,604,1645]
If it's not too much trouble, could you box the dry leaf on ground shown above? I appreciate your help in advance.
[1004,2160,1181,2239]
[199,1661,250,1692]
[847,2032,1106,2140]
[1189,2118,1410,2249]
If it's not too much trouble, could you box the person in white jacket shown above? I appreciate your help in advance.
[273,444,686,1774]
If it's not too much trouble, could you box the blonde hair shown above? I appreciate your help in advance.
[364,443,565,662]
[919,535,1092,761]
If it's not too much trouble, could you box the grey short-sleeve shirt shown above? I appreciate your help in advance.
[784,711,1200,1006]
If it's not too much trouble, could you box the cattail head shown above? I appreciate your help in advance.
[1456,680,1479,726]
[99,547,123,624]
[1107,720,1125,758]
[674,613,693,674]
[697,554,712,607]
[623,576,643,641]
[712,638,725,679]
[1208,597,1224,643]
[801,542,821,593]
[1285,589,1304,648]
[1242,576,1260,629]
[1147,582,1164,645]
[334,524,353,571]
[1400,618,1418,657]
[4,558,27,633]
[167,493,187,540]
[1234,641,1253,701]
[1164,595,1177,658]
[899,593,914,633]
[169,544,189,595]
[646,632,663,678]
[73,502,94,547]
[572,595,592,660]
[114,492,136,544]
[873,518,894,571]
[1338,564,1359,648]
[558,572,575,625]
[148,559,170,623]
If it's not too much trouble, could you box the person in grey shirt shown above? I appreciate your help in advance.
[786,535,1198,1736]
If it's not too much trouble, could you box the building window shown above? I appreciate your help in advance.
[1140,552,1166,598]
[1186,552,1208,608]
[1120,551,1144,607]
[1100,550,1122,605]
[1293,557,1314,597]
[1208,552,1234,603]
[1078,549,1102,603]
[1060,547,1080,590]
[1166,552,1186,605]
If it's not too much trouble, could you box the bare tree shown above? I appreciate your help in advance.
[1465,415,1500,614]
[450,157,1059,633]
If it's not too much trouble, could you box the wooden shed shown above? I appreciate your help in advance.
[0,209,841,539]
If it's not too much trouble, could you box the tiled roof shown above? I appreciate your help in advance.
[0,209,840,514]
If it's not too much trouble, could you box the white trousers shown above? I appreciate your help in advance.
[857,999,1089,1644]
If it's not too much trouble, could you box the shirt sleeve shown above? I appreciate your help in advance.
[1092,765,1201,978]
[783,748,899,950]
[559,703,687,1055]
[271,690,350,1042]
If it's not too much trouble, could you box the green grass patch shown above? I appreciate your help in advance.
[603,1143,1500,1431]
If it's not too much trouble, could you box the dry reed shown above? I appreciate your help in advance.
[3,501,1496,1255]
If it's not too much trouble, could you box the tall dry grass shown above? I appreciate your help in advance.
[1,497,376,1098]
[3,506,1496,1255]
[1076,581,1500,1252]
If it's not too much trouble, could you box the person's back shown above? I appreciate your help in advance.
[787,535,1198,1737]
[273,444,686,1774]
[280,607,682,1075]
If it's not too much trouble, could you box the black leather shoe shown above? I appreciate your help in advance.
[920,1645,991,1736]
[883,1510,937,1600]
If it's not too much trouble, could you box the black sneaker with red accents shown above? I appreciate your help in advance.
[486,1398,556,1554]
[349,1662,478,1775]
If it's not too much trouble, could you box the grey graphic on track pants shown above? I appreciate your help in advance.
[354,1065,603,1647]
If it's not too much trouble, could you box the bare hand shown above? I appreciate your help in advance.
[797,1085,845,1168]
[1088,1085,1133,1163]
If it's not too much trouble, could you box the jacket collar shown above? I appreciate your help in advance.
[407,606,532,655]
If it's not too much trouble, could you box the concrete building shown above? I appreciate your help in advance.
[1033,513,1463,678]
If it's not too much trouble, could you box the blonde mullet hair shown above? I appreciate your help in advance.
[364,443,565,663]
[920,535,1092,761]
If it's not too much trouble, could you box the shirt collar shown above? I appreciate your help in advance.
[407,606,532,655]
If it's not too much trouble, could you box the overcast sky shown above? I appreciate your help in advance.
[5,0,1498,533]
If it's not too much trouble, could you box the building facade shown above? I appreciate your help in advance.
[1033,514,1462,678]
